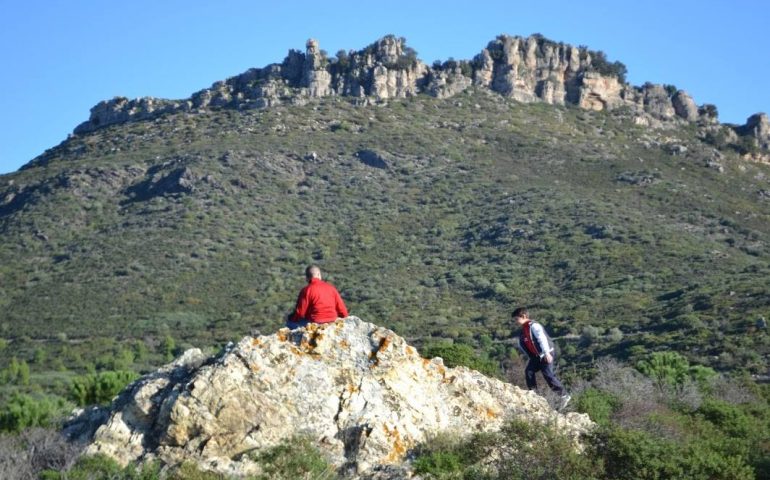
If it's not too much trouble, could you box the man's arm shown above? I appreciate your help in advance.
[531,322,553,360]
[292,287,310,321]
[335,289,348,318]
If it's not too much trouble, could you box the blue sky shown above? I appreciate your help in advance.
[1,0,768,174]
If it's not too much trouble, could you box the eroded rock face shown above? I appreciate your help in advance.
[73,34,731,139]
[578,72,625,111]
[70,317,592,477]
[672,90,699,122]
[741,113,770,150]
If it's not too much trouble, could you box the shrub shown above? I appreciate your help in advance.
[699,103,719,120]
[421,341,499,377]
[636,352,717,391]
[596,426,754,480]
[1,357,30,385]
[583,358,660,428]
[636,351,691,387]
[0,394,72,433]
[250,436,334,480]
[0,427,82,479]
[413,419,602,479]
[40,454,161,480]
[698,400,751,439]
[574,388,619,426]
[579,325,601,347]
[69,370,140,406]
[411,450,464,478]
[168,462,227,479]
[588,50,628,83]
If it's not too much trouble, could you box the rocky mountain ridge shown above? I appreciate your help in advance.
[66,317,592,478]
[71,34,769,152]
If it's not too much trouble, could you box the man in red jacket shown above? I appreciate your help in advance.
[286,265,348,329]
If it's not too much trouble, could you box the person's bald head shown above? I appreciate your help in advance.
[305,265,322,281]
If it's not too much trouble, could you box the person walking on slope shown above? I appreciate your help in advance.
[286,265,348,329]
[513,307,571,409]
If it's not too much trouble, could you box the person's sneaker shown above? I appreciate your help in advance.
[559,394,571,410]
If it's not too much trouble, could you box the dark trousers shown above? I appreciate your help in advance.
[525,354,565,395]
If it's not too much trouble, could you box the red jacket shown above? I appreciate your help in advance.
[292,278,348,323]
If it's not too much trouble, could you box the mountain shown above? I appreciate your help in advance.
[66,317,591,477]
[0,34,769,382]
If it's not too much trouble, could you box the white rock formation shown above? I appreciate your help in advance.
[69,317,592,477]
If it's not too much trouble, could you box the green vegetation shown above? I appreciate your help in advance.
[34,437,334,479]
[41,454,162,480]
[69,370,140,406]
[0,393,72,432]
[587,50,628,83]
[414,418,601,479]
[636,351,717,388]
[249,436,335,480]
[413,355,769,479]
[0,88,768,477]
[2,92,767,380]
[421,341,500,377]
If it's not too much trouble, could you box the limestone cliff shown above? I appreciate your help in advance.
[66,317,592,478]
[71,34,768,147]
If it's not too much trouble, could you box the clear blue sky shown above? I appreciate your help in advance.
[1,0,768,174]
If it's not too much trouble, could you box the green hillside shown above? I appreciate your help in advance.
[1,90,769,377]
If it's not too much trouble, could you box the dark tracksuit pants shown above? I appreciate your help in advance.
[525,353,565,395]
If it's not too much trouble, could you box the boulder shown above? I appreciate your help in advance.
[70,317,592,477]
[642,84,676,120]
[739,113,770,149]
[672,90,699,121]
[357,150,390,169]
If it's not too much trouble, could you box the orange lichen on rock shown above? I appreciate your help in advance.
[251,338,262,347]
[484,406,500,419]
[421,359,447,377]
[276,330,289,342]
[382,424,408,463]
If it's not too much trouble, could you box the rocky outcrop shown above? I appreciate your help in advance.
[642,84,677,120]
[67,317,592,477]
[737,113,770,150]
[672,90,699,121]
[578,72,625,111]
[74,97,190,135]
[480,35,584,105]
[73,33,767,152]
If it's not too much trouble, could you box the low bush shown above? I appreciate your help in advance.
[596,426,754,480]
[0,427,82,479]
[0,393,72,433]
[574,388,619,426]
[421,341,499,377]
[413,419,602,479]
[40,454,161,479]
[69,370,140,406]
[249,436,334,480]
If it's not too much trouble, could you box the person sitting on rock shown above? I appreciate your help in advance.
[286,265,348,329]
[513,307,571,409]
